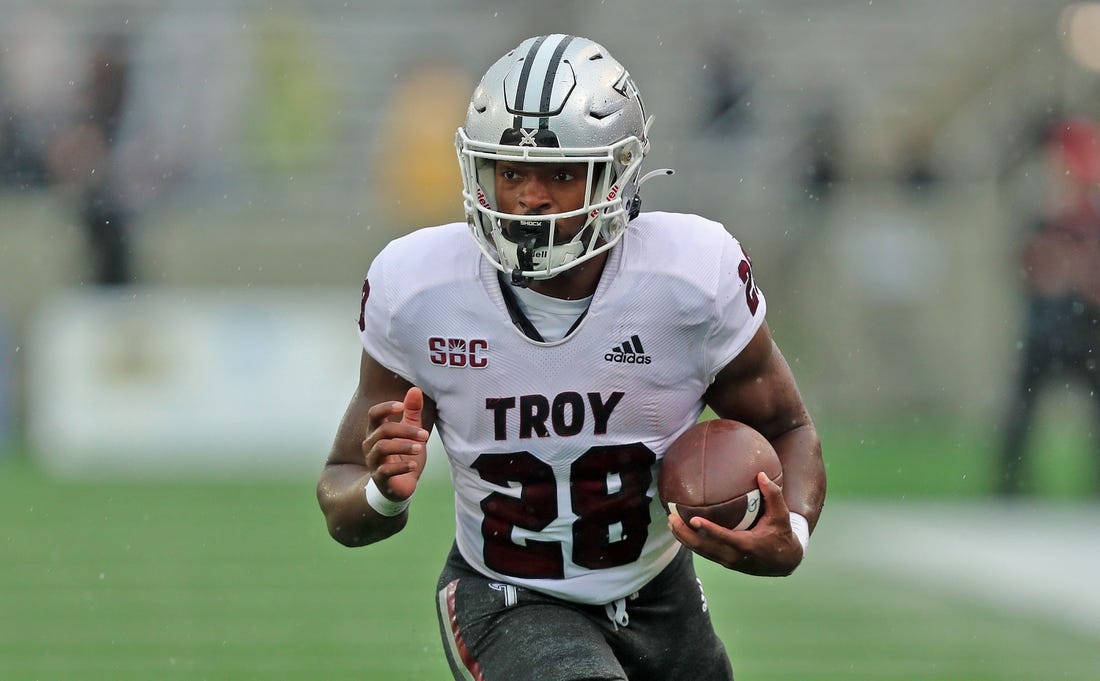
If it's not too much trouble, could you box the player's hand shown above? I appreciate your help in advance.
[668,472,804,576]
[362,387,430,503]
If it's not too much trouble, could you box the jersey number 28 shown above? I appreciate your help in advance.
[472,444,656,579]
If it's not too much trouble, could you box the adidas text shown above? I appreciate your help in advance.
[604,352,652,364]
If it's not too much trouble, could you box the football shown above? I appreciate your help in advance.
[659,419,783,531]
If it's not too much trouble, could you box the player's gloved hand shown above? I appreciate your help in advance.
[363,387,430,504]
[668,472,803,576]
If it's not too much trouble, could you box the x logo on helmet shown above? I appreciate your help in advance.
[518,128,538,147]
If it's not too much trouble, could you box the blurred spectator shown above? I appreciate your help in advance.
[245,9,336,177]
[797,105,842,204]
[372,58,471,233]
[897,131,940,196]
[5,7,247,286]
[0,7,86,189]
[46,34,135,285]
[108,8,248,214]
[0,95,51,188]
[997,115,1100,496]
[697,35,755,138]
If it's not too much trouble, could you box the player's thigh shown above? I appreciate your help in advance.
[437,576,626,681]
[615,550,733,681]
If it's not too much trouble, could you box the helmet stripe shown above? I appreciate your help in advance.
[511,35,548,129]
[511,34,576,129]
[538,35,575,129]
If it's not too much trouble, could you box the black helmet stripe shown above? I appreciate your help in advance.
[539,35,575,129]
[510,34,576,130]
[511,35,548,130]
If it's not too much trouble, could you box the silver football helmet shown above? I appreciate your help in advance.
[457,34,670,286]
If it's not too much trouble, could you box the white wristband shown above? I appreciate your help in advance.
[365,477,412,517]
[789,512,810,552]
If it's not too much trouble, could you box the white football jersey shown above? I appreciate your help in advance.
[358,211,766,604]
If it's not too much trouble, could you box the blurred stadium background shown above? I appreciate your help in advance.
[2,1,1099,679]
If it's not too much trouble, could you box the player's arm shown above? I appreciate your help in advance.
[316,349,435,547]
[707,322,824,530]
[671,322,825,575]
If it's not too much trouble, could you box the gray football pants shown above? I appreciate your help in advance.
[435,543,734,681]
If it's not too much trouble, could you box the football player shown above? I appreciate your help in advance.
[318,34,826,681]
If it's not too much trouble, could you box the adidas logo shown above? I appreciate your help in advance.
[604,334,653,364]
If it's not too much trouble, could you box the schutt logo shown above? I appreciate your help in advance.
[429,337,489,368]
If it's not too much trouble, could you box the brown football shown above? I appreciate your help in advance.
[658,419,782,531]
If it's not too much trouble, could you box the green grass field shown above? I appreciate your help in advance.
[2,418,1098,680]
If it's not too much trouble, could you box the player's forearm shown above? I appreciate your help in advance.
[316,464,408,546]
[771,424,826,531]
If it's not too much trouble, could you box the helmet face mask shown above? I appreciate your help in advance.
[456,34,652,285]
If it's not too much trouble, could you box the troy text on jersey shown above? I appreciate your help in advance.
[485,391,625,440]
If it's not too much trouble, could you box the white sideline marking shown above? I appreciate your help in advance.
[811,501,1100,637]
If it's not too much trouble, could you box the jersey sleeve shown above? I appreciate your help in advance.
[704,233,767,381]
[357,249,416,383]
